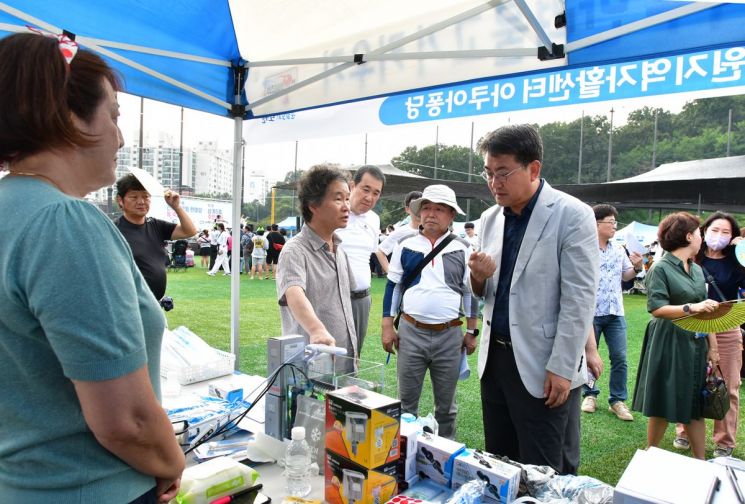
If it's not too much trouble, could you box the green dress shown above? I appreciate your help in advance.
[632,253,708,423]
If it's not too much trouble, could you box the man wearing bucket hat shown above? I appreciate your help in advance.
[381,184,479,439]
[468,124,598,474]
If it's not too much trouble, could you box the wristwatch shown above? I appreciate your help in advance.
[466,328,479,337]
[683,304,691,314]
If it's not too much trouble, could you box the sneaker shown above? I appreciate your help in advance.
[581,396,597,413]
[609,401,634,421]
[207,272,215,276]
[673,436,690,450]
[713,445,734,457]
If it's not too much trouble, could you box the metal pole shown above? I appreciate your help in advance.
[652,109,658,168]
[138,97,144,168]
[606,108,614,182]
[434,125,439,179]
[364,133,368,164]
[466,121,474,220]
[578,111,584,184]
[727,108,733,157]
[178,106,184,193]
[293,140,298,224]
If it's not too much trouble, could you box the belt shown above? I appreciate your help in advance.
[492,337,512,349]
[351,288,370,299]
[402,312,462,331]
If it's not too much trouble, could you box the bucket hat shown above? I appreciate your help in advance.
[409,184,465,216]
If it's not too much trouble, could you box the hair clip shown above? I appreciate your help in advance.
[26,25,78,65]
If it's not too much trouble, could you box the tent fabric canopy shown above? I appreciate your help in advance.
[2,1,743,119]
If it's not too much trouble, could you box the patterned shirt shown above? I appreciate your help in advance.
[276,224,356,358]
[595,240,633,317]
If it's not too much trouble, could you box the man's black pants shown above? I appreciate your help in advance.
[480,341,580,474]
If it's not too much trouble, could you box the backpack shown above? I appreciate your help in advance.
[242,232,254,253]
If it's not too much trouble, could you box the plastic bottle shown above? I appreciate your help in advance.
[284,426,312,497]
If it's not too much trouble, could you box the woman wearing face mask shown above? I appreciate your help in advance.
[673,212,745,458]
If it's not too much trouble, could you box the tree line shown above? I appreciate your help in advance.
[243,95,745,228]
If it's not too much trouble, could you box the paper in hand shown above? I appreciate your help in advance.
[625,230,646,256]
[129,166,165,197]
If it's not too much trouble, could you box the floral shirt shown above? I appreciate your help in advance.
[595,241,633,317]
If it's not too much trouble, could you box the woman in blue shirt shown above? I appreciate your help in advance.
[0,33,184,503]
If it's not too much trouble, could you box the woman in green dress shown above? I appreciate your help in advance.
[632,212,720,459]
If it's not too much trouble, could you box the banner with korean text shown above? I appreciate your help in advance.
[379,46,745,125]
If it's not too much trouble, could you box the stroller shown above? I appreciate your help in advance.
[169,240,189,271]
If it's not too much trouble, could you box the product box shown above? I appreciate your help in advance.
[613,447,726,504]
[207,382,244,403]
[393,478,453,503]
[415,432,465,487]
[325,449,398,504]
[397,420,422,485]
[326,385,401,469]
[452,449,521,503]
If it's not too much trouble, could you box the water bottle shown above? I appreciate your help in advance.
[284,426,312,497]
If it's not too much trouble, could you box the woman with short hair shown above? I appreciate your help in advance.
[0,32,184,502]
[632,212,720,460]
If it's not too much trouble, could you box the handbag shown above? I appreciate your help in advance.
[701,364,730,420]
[393,233,456,329]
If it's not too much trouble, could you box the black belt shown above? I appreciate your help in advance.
[351,288,370,299]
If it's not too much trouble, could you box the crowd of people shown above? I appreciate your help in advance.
[0,30,742,503]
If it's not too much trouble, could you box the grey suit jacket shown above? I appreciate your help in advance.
[474,181,599,398]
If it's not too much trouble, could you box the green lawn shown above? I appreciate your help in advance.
[165,265,745,485]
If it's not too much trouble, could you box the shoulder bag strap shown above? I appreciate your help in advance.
[394,233,456,322]
[700,264,727,302]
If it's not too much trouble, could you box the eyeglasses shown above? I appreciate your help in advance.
[480,167,522,183]
[597,220,618,226]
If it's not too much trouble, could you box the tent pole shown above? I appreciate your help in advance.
[512,0,554,53]
[230,116,243,368]
[246,48,537,67]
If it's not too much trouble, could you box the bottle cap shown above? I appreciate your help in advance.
[291,426,306,440]
[401,413,416,423]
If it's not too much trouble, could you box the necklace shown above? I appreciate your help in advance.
[7,171,62,191]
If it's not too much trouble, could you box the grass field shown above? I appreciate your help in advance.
[164,264,745,485]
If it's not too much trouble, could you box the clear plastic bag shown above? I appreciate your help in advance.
[445,479,486,504]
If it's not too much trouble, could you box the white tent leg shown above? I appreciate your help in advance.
[230,116,243,368]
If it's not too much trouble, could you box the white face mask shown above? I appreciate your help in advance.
[705,231,731,251]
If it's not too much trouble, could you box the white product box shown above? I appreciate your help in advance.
[415,432,465,486]
[452,449,520,503]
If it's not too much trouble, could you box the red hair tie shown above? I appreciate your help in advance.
[26,25,78,64]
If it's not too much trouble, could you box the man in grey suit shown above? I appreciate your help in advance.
[468,124,599,474]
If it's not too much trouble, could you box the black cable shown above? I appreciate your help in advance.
[184,362,311,454]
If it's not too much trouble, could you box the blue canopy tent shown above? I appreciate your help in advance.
[2,0,743,361]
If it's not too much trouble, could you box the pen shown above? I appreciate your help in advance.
[728,466,745,504]
[386,352,391,364]
[705,476,719,504]
[210,483,263,504]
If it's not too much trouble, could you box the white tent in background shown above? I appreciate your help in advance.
[614,221,659,248]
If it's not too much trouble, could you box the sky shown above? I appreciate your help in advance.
[116,85,744,191]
